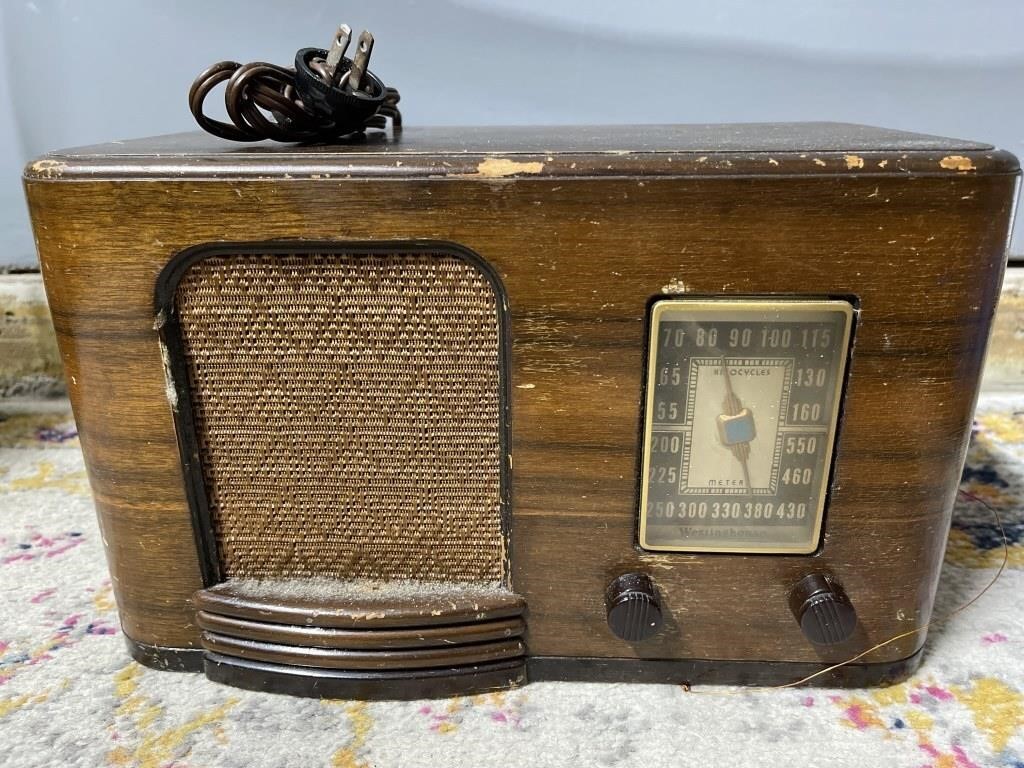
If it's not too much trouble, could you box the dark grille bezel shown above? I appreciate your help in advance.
[155,241,512,588]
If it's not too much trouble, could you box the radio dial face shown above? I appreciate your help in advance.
[638,298,854,554]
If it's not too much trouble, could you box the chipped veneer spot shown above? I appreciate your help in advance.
[473,158,545,178]
[940,155,977,172]
[28,159,67,179]
[844,154,865,170]
[158,338,178,411]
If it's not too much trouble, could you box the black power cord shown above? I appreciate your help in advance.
[189,23,401,143]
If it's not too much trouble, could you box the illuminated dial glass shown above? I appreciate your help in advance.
[638,299,854,554]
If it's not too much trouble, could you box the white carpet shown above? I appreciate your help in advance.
[0,397,1021,768]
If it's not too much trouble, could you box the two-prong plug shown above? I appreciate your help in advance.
[294,25,390,136]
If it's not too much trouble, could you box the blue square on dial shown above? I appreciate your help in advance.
[718,409,756,445]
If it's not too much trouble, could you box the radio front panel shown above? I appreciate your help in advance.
[25,124,1018,696]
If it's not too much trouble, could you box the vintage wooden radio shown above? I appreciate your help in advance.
[24,122,1018,698]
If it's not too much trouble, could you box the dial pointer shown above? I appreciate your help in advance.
[717,357,757,495]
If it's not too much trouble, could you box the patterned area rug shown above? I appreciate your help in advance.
[0,397,1021,768]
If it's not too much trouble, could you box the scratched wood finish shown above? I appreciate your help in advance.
[193,583,526,629]
[195,612,527,649]
[24,125,1018,670]
[201,634,527,670]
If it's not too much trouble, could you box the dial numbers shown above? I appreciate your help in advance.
[639,299,854,554]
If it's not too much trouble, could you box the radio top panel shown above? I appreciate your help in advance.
[24,122,1015,183]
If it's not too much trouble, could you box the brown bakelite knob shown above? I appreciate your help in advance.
[606,573,663,642]
[789,573,858,645]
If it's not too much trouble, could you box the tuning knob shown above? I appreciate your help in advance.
[789,573,858,645]
[605,573,663,642]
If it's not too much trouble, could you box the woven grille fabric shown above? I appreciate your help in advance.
[173,252,504,582]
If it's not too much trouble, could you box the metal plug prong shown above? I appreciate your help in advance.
[348,30,374,91]
[324,24,352,84]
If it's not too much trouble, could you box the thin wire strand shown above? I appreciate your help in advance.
[685,488,1010,694]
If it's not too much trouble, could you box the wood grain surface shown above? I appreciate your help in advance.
[193,581,525,629]
[195,612,526,650]
[24,125,1018,672]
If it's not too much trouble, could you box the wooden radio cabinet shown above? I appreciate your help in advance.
[24,123,1018,697]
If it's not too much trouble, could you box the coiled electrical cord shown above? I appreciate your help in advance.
[188,25,401,143]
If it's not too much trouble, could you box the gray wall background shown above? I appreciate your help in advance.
[2,0,1022,267]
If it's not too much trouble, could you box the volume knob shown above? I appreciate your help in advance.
[789,573,858,645]
[605,573,663,642]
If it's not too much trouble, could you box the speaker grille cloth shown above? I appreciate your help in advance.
[174,252,504,582]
